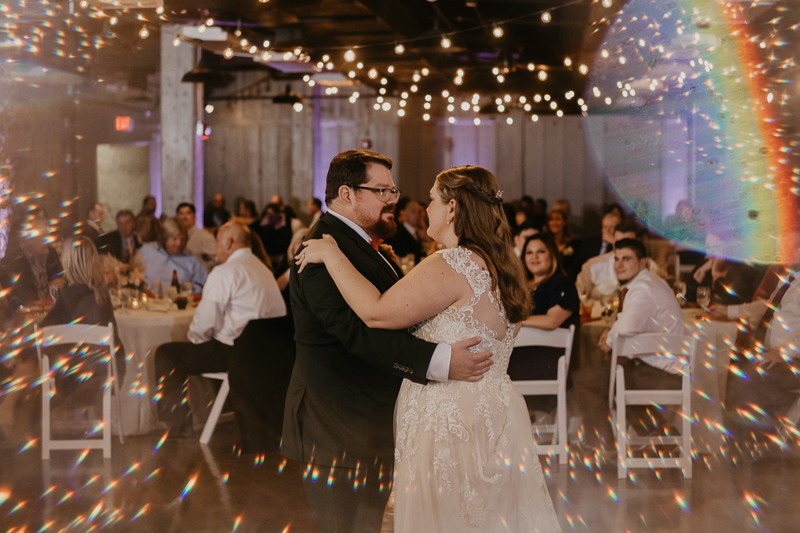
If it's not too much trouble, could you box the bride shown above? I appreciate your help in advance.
[297,165,562,532]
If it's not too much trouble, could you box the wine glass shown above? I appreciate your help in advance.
[697,286,711,309]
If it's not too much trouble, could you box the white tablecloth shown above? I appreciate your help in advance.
[114,308,196,436]
[579,308,737,452]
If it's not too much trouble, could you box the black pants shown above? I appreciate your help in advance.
[302,463,391,533]
[725,359,800,435]
[154,340,235,432]
[573,356,681,447]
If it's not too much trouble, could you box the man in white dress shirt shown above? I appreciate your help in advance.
[576,238,685,448]
[577,219,640,301]
[711,262,800,432]
[154,221,286,436]
[177,202,217,270]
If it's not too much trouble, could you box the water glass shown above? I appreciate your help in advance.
[697,286,711,309]
[674,281,687,307]
[151,280,164,298]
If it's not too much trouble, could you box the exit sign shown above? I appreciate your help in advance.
[115,116,133,132]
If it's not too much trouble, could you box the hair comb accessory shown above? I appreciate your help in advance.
[496,190,504,199]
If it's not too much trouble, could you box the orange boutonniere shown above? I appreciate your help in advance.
[380,243,397,262]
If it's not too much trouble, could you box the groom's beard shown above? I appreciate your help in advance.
[365,206,398,240]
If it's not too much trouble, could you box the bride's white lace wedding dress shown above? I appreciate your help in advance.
[394,247,562,532]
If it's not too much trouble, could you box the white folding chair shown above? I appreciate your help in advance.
[511,325,575,465]
[608,333,697,479]
[35,322,124,460]
[199,372,234,444]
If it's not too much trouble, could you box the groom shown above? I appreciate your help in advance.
[282,149,493,533]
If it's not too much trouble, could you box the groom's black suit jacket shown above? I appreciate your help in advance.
[282,213,437,469]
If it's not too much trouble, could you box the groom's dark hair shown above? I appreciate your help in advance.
[325,149,393,204]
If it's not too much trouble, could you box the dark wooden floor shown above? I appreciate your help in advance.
[2,421,800,532]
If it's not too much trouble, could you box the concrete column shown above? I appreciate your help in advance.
[160,25,202,222]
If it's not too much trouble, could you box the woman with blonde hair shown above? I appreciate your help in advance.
[40,236,126,378]
[297,165,561,532]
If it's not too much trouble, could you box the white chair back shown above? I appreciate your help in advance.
[512,324,576,465]
[513,325,575,367]
[34,322,123,459]
[609,333,695,410]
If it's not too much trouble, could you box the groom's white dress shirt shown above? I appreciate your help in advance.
[328,209,452,382]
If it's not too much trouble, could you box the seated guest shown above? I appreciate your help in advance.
[307,197,323,227]
[710,259,800,433]
[96,209,139,264]
[138,195,157,218]
[513,221,539,257]
[135,217,207,292]
[154,221,286,436]
[134,214,163,246]
[79,203,105,243]
[236,199,258,226]
[687,252,765,306]
[507,233,580,383]
[204,193,231,229]
[0,237,124,447]
[569,211,622,278]
[176,202,217,270]
[250,203,293,273]
[384,198,424,264]
[40,236,126,381]
[543,208,581,275]
[576,219,639,302]
[0,209,64,314]
[574,238,684,448]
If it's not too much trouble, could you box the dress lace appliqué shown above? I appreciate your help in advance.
[394,247,562,532]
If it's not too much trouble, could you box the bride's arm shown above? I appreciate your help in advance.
[297,235,462,329]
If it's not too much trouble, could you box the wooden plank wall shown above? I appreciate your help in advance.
[203,76,614,235]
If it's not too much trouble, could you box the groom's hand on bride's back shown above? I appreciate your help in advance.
[448,337,493,382]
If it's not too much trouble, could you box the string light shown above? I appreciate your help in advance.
[322,55,330,62]
[344,49,356,62]
[497,74,505,83]
[139,26,149,39]
[461,102,470,111]
[423,113,431,121]
[263,40,270,48]
[387,66,395,73]
[413,72,421,82]
[531,114,539,122]
[564,57,572,67]
[556,110,564,117]
[538,70,548,81]
[579,65,588,75]
[380,78,388,85]
[156,6,164,14]
[356,62,363,69]
[249,45,257,53]
[395,43,405,55]
[492,24,504,38]
[206,17,214,26]
[534,94,542,102]
[421,68,430,76]
[541,11,552,23]
[474,118,481,126]
[110,16,118,25]
[411,85,418,92]
[198,25,206,33]
[240,38,249,47]
[348,71,356,79]
[224,48,234,59]
[448,117,456,124]
[398,109,406,116]
[294,47,302,55]
[441,35,451,49]
[602,0,612,6]
[382,102,391,111]
[173,36,181,47]
[528,63,535,71]
[262,51,271,61]
[205,104,215,113]
[293,102,303,112]
[442,90,450,98]
[368,69,378,79]
[506,117,514,125]
[454,76,463,85]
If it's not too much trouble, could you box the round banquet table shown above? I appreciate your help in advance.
[113,307,196,436]
[579,308,737,452]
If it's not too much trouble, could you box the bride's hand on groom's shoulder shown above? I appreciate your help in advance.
[448,337,493,382]
[296,234,341,273]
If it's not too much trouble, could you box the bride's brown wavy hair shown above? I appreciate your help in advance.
[436,166,530,324]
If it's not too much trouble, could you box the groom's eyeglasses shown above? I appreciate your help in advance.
[352,186,402,202]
